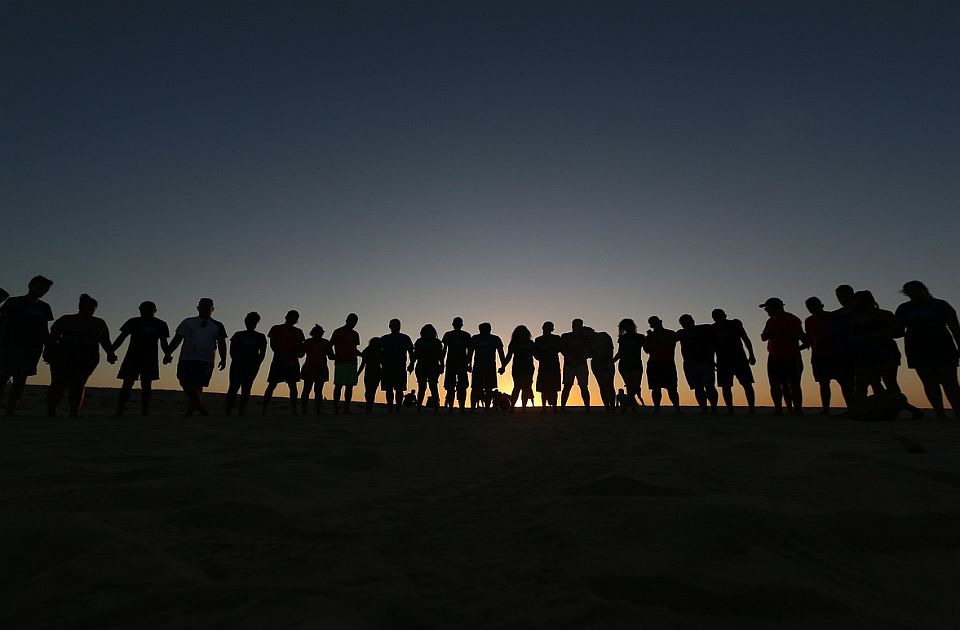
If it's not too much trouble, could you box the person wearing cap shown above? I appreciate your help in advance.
[894,281,960,419]
[112,300,171,416]
[760,297,806,415]
[165,297,228,416]
[644,316,681,413]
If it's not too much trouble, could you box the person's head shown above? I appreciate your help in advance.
[27,275,53,299]
[389,318,401,333]
[285,310,299,325]
[678,314,695,330]
[902,280,931,301]
[197,298,214,319]
[479,322,492,335]
[711,308,727,323]
[452,316,463,330]
[345,313,359,328]
[648,316,662,330]
[420,323,437,339]
[542,321,554,334]
[572,318,583,332]
[512,324,531,343]
[805,297,824,315]
[759,297,784,315]
[618,388,624,395]
[618,318,637,336]
[244,311,261,330]
[78,293,98,316]
[367,336,381,349]
[139,300,157,318]
[853,290,878,310]
[835,284,855,308]
[309,324,325,338]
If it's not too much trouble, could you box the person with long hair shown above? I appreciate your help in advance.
[410,324,443,413]
[301,325,334,415]
[534,321,561,412]
[500,324,536,410]
[612,318,644,413]
[112,300,170,416]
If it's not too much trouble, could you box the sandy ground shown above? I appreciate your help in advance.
[2,387,959,629]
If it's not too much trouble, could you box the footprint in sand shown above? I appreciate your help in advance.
[563,476,695,497]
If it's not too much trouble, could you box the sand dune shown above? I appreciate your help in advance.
[2,387,959,628]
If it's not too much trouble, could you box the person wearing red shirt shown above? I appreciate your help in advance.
[330,313,361,414]
[804,296,852,415]
[760,297,806,415]
[262,310,305,414]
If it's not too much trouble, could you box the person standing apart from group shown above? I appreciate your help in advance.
[0,275,54,416]
[895,281,960,419]
[710,309,756,414]
[330,313,361,414]
[165,297,227,417]
[112,300,170,417]
[46,293,116,416]
[225,312,267,416]
[759,297,805,415]
[441,317,471,412]
[534,321,562,412]
[644,316,680,413]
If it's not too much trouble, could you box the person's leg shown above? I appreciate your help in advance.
[116,378,136,416]
[939,367,960,418]
[288,381,299,414]
[417,381,427,410]
[651,387,662,412]
[68,374,88,417]
[193,387,209,415]
[333,384,342,413]
[47,374,67,416]
[509,384,521,407]
[301,380,312,414]
[668,387,680,411]
[430,381,440,412]
[789,379,803,414]
[694,386,707,412]
[6,375,28,416]
[343,385,353,413]
[385,388,395,412]
[916,368,945,418]
[313,382,323,414]
[225,378,239,415]
[238,381,252,415]
[141,379,153,416]
[743,382,756,414]
[578,369,590,408]
[721,385,734,412]
[770,381,783,415]
[261,383,277,415]
[706,383,718,413]
[819,381,832,414]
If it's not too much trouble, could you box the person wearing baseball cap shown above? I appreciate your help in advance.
[760,297,806,415]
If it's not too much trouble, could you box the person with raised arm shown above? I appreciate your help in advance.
[534,321,562,412]
[410,324,444,413]
[560,319,593,411]
[262,310,305,415]
[112,301,170,416]
[45,293,116,416]
[677,314,718,415]
[301,325,334,415]
[380,318,415,413]
[165,297,227,417]
[468,322,505,410]
[894,281,960,419]
[225,312,267,416]
[500,324,536,410]
[710,309,756,414]
[330,313,361,414]
[612,318,645,412]
[0,275,54,416]
[441,317,471,412]
[759,297,806,415]
[644,316,681,413]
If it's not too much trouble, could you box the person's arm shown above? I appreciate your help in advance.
[111,327,130,353]
[44,319,62,363]
[499,347,513,374]
[166,333,183,363]
[892,306,907,339]
[737,323,756,364]
[946,304,960,348]
[217,325,228,371]
[407,343,417,374]
[497,341,507,368]
[357,350,367,377]
[100,321,118,364]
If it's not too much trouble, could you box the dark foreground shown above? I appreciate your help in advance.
[2,388,959,629]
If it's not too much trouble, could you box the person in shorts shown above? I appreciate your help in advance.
[112,300,170,416]
[677,314,718,414]
[300,325,333,415]
[380,319,415,413]
[591,330,617,411]
[225,312,267,416]
[330,313,361,414]
[613,318,645,412]
[710,308,756,414]
[560,319,593,410]
[261,310,305,414]
[357,336,383,413]
[760,297,805,415]
[0,275,54,416]
[410,323,444,412]
[803,296,852,415]
[644,316,680,413]
[166,297,227,416]
[441,317,471,411]
[468,322,505,410]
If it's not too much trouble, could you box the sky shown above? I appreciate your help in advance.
[2,1,958,406]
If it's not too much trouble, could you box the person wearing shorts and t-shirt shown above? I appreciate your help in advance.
[677,314,718,414]
[112,300,170,416]
[0,275,55,416]
[468,323,505,410]
[441,317,471,411]
[166,297,227,416]
[710,309,756,414]
[760,297,805,415]
[330,313,361,414]
[262,310,305,415]
[644,316,680,413]
[560,319,593,410]
[225,312,267,416]
[380,319,415,413]
[804,296,851,415]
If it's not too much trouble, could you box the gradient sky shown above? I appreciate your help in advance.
[2,1,958,405]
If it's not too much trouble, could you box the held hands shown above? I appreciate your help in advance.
[218,358,227,371]
[407,363,415,374]
[749,355,757,366]
[107,353,118,365]
[498,367,506,375]
[163,354,173,365]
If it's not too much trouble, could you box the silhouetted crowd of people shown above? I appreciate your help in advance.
[1,277,958,420]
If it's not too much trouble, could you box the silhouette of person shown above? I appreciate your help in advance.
[402,390,418,408]
[380,319,414,413]
[590,330,617,412]
[301,325,334,415]
[357,337,383,413]
[500,325,536,409]
[534,321,562,412]
[112,301,170,416]
[468,322,505,410]
[612,318,645,412]
[677,314,719,414]
[644,316,680,413]
[0,275,54,416]
[894,281,960,419]
[560,319,593,410]
[262,310,305,415]
[616,388,630,409]
[225,312,267,416]
[410,324,443,413]
[803,296,851,415]
[441,317,472,412]
[330,313,361,414]
[165,297,227,417]
[759,297,805,415]
[831,284,857,396]
[45,293,116,417]
[710,309,756,414]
